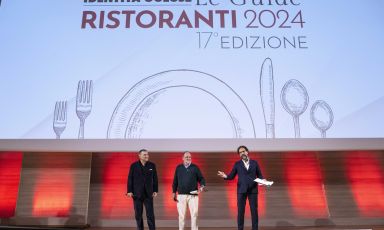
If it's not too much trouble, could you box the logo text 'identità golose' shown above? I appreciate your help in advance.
[83,0,300,5]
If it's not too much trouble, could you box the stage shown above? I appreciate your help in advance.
[91,228,384,230]
[0,147,383,229]
[0,227,383,230]
[1,0,384,230]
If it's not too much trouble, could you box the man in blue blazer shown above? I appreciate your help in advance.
[218,146,265,230]
[126,149,158,230]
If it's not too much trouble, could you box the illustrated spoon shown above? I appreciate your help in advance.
[310,100,334,138]
[281,79,309,138]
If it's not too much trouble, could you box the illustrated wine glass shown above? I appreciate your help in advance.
[310,100,334,138]
[281,79,309,138]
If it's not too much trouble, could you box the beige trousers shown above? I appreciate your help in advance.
[177,194,199,230]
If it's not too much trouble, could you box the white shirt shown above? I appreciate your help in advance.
[242,159,250,170]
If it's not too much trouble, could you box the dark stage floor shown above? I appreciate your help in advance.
[89,227,384,230]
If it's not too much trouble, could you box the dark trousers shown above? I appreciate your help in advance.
[237,193,258,230]
[133,194,156,230]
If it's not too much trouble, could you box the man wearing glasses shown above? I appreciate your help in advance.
[172,151,206,230]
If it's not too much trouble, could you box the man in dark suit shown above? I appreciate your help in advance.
[126,149,158,230]
[217,146,265,230]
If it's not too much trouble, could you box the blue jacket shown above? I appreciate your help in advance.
[225,159,264,194]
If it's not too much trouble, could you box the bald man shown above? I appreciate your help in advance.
[172,151,206,230]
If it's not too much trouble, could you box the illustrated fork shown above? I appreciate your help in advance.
[76,80,93,139]
[53,101,67,139]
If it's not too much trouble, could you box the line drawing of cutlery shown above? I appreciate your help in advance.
[281,79,309,138]
[53,101,67,139]
[107,69,256,139]
[310,100,334,138]
[260,58,275,138]
[76,80,93,139]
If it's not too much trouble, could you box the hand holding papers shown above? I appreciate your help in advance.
[254,178,274,187]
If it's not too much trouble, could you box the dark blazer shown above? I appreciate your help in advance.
[225,159,263,194]
[127,161,158,198]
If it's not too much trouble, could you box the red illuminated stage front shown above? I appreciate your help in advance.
[0,148,383,229]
